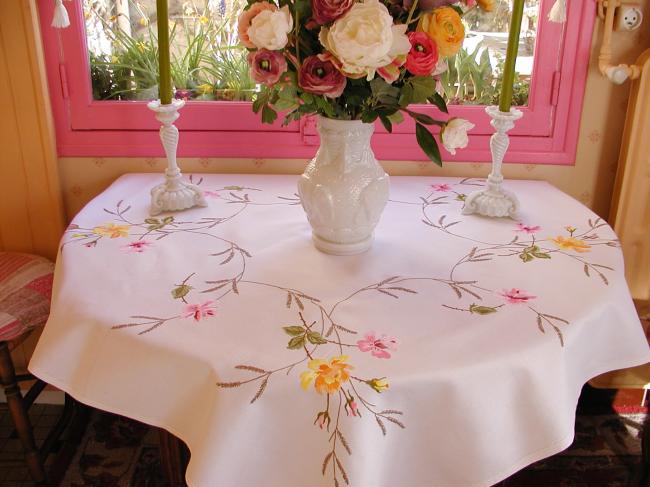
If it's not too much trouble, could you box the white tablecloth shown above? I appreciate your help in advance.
[30,174,649,487]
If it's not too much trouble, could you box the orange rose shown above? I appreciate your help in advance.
[417,6,465,58]
[237,1,277,49]
[477,0,495,12]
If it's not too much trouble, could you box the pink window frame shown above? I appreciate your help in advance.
[38,0,595,164]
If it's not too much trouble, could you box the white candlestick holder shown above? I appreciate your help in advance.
[148,99,207,216]
[462,106,523,218]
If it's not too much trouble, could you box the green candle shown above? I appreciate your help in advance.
[156,0,172,104]
[498,0,525,112]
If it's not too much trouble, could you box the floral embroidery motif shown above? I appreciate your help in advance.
[93,223,130,238]
[551,236,591,253]
[515,223,541,234]
[122,241,153,253]
[182,301,216,322]
[356,332,398,359]
[500,288,536,304]
[431,183,452,192]
[301,356,353,394]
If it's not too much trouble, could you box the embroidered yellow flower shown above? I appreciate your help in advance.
[139,17,149,26]
[199,15,209,25]
[136,41,147,53]
[93,223,130,239]
[367,377,390,393]
[552,236,591,253]
[417,7,465,57]
[300,355,352,394]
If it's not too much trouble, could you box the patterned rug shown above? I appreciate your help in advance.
[57,409,645,487]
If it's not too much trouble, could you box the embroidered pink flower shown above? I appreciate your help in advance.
[182,300,216,322]
[122,241,153,253]
[203,191,221,199]
[500,288,536,304]
[431,183,452,192]
[356,332,398,359]
[347,399,359,416]
[515,223,541,234]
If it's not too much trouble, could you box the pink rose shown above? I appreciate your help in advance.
[298,55,347,98]
[311,0,354,25]
[238,1,277,49]
[406,31,438,76]
[248,49,287,86]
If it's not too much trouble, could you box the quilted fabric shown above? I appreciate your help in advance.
[0,252,54,342]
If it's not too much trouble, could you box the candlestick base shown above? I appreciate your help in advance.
[462,106,523,218]
[148,99,207,216]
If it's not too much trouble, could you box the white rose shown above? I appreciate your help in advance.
[248,5,293,51]
[319,0,410,80]
[441,118,475,155]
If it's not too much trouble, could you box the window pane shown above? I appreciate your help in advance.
[85,0,255,101]
[440,0,539,106]
[84,0,538,104]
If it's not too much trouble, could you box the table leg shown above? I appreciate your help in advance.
[0,341,47,485]
[637,413,650,487]
[159,428,188,487]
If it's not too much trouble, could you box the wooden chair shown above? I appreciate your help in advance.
[0,252,77,486]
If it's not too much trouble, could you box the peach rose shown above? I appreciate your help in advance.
[417,6,465,57]
[237,1,277,49]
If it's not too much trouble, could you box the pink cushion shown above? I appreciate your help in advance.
[0,252,54,342]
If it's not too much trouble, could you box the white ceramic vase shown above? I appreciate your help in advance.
[298,117,390,255]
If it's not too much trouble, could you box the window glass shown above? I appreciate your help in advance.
[86,0,254,101]
[441,0,539,106]
[85,0,539,105]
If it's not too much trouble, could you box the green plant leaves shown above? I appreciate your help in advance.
[428,93,448,114]
[415,123,442,166]
[262,104,278,124]
[400,76,437,106]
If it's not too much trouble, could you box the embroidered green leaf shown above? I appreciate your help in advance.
[171,284,192,300]
[519,251,534,263]
[306,331,328,345]
[283,326,305,336]
[456,194,466,201]
[224,186,243,191]
[531,251,551,259]
[287,336,306,350]
[144,218,159,225]
[162,216,174,224]
[469,304,498,315]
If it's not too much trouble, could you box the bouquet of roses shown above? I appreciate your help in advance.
[238,0,492,163]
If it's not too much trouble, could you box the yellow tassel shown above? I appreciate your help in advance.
[548,0,567,23]
[52,0,70,29]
